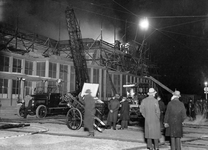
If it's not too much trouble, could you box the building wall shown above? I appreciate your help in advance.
[0,51,157,106]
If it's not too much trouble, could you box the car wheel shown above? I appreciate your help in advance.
[36,105,47,118]
[17,105,25,118]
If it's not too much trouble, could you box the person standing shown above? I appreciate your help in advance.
[119,97,130,129]
[157,96,166,129]
[106,94,120,130]
[140,88,161,150]
[83,89,95,137]
[188,99,195,121]
[164,91,186,150]
[157,95,166,144]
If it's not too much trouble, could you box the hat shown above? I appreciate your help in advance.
[172,90,181,97]
[85,89,92,94]
[147,88,157,95]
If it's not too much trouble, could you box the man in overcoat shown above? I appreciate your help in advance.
[106,94,120,130]
[83,89,95,137]
[164,90,186,150]
[119,97,130,129]
[140,88,160,150]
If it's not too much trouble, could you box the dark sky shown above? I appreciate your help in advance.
[1,0,208,96]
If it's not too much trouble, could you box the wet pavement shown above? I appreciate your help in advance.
[0,106,208,150]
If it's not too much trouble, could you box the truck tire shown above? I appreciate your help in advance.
[17,105,25,118]
[36,105,47,118]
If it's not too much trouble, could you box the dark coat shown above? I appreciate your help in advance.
[83,94,95,131]
[120,100,130,121]
[158,100,166,124]
[164,98,186,138]
[107,98,120,123]
[140,95,161,139]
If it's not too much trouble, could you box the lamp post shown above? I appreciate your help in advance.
[204,81,208,100]
[17,77,25,103]
[137,17,149,75]
[205,81,208,119]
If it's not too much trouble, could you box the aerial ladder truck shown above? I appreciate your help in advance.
[65,6,89,93]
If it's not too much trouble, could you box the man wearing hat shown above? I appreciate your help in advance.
[140,88,160,150]
[83,89,96,137]
[164,90,186,150]
[106,94,120,130]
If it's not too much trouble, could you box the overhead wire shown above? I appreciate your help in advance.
[53,0,208,52]
[158,29,208,41]
[158,18,208,30]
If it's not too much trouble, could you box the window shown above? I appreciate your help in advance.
[114,74,120,95]
[127,75,130,84]
[37,62,45,77]
[25,61,33,75]
[0,55,9,72]
[12,79,20,99]
[12,58,21,73]
[70,66,75,91]
[122,75,126,96]
[93,68,99,83]
[49,62,57,78]
[0,78,8,98]
[24,81,32,95]
[35,81,45,94]
[48,81,56,93]
[59,64,68,94]
[88,68,91,82]
[106,74,112,97]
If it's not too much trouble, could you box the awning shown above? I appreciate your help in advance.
[0,71,57,82]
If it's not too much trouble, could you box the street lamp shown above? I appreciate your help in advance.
[204,81,208,100]
[139,17,149,31]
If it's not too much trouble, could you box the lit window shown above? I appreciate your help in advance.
[25,61,33,75]
[37,62,45,77]
[49,62,57,78]
[59,64,68,94]
[0,78,8,98]
[13,58,21,73]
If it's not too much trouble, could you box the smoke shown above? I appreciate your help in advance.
[1,0,121,43]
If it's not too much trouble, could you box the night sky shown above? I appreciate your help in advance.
[1,0,208,96]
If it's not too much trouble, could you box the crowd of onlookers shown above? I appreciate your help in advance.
[82,88,190,150]
[185,98,208,121]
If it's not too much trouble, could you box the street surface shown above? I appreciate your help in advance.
[0,107,208,150]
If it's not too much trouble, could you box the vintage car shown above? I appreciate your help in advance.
[17,93,70,118]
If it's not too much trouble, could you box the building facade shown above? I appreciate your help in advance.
[0,24,158,106]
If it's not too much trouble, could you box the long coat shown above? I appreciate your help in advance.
[140,95,161,139]
[164,98,186,138]
[83,94,95,131]
[158,100,166,127]
[120,100,130,121]
[107,98,120,123]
